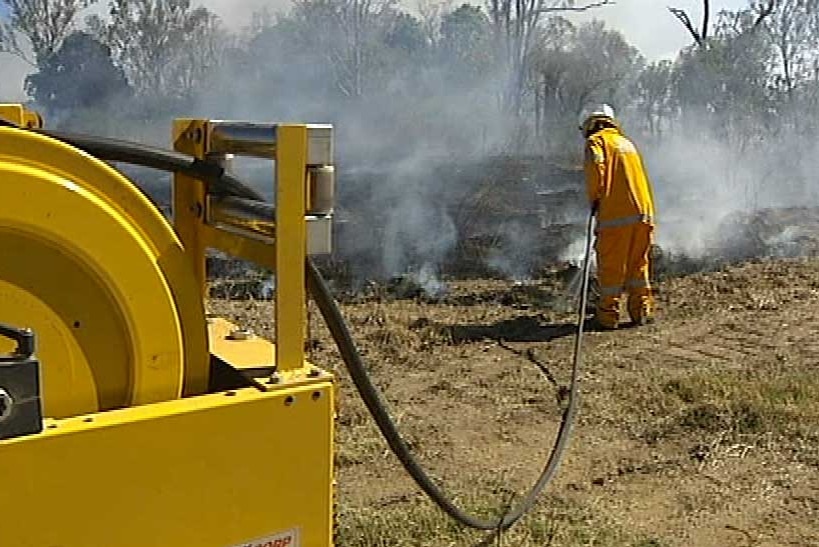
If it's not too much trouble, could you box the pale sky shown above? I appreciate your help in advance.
[202,0,750,60]
[0,0,750,100]
[566,0,747,59]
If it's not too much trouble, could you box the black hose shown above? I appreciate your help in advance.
[305,207,595,531]
[31,128,264,202]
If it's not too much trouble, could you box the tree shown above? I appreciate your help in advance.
[287,0,401,99]
[486,0,613,115]
[673,8,778,157]
[567,21,642,112]
[528,15,573,140]
[88,0,224,101]
[669,0,710,48]
[634,60,675,137]
[438,3,492,84]
[417,0,452,46]
[0,0,96,65]
[24,30,130,112]
[756,0,819,98]
[528,19,642,151]
[669,0,775,48]
[386,11,427,54]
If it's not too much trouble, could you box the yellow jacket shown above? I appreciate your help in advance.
[584,127,655,228]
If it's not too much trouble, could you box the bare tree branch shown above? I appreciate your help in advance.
[94,0,224,100]
[0,0,95,66]
[753,0,776,28]
[490,0,613,115]
[669,6,703,47]
[537,0,613,14]
[701,0,709,41]
[416,0,451,44]
[0,21,37,66]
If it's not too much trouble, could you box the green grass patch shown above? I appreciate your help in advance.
[336,494,665,547]
[639,369,819,441]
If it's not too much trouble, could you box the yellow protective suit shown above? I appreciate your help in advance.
[584,126,656,328]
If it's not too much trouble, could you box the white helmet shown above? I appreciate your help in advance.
[578,103,618,134]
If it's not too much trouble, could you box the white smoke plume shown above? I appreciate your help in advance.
[9,0,810,287]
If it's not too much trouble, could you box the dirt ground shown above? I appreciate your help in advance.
[210,256,819,547]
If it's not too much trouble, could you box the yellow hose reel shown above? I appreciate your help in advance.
[0,127,208,419]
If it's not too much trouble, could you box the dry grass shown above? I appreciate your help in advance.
[336,494,666,547]
[209,257,819,547]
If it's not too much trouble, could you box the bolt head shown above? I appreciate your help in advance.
[0,388,13,422]
[227,328,252,341]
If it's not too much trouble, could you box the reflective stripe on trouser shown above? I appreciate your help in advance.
[594,221,655,327]
[596,214,654,229]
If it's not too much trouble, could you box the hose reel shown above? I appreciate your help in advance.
[0,127,209,418]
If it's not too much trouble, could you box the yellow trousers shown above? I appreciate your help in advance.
[594,222,655,328]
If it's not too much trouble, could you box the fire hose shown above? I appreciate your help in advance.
[307,211,594,531]
[0,119,264,202]
[5,122,596,534]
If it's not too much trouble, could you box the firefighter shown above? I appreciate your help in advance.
[579,104,656,329]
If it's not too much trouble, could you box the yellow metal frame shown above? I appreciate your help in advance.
[0,375,335,547]
[0,103,43,128]
[275,125,308,373]
[172,120,313,374]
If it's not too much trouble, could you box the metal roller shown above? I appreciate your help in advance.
[209,121,334,165]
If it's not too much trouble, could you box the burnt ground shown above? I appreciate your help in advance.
[209,256,819,547]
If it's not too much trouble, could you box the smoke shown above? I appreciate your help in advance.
[183,9,522,287]
[380,159,459,279]
[559,235,590,266]
[642,128,744,258]
[197,0,286,27]
[486,220,537,281]
[0,54,29,100]
[29,0,819,289]
[637,108,819,262]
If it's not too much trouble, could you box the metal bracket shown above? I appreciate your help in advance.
[0,323,43,440]
[0,322,34,361]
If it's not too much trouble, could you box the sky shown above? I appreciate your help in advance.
[200,0,750,60]
[566,0,748,59]
[0,0,750,101]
